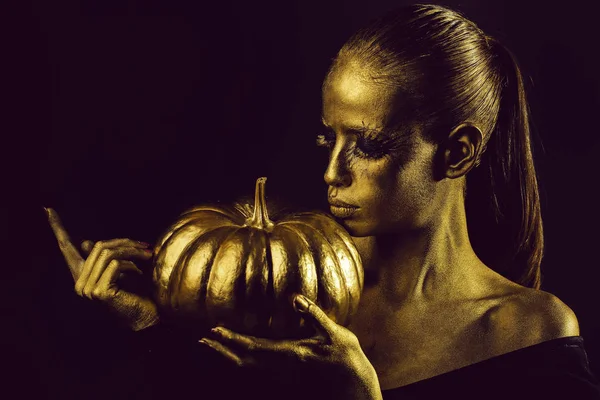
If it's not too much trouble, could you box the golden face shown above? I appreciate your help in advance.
[320,61,439,236]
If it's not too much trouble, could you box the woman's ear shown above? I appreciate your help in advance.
[443,123,484,179]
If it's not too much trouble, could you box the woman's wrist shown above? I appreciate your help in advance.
[119,296,160,332]
[334,361,382,400]
[131,309,160,332]
[352,365,383,400]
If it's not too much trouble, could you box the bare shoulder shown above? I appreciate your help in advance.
[485,285,580,353]
[508,288,579,337]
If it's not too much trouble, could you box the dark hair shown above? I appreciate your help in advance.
[326,4,543,289]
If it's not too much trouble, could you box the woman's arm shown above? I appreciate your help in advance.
[46,207,160,332]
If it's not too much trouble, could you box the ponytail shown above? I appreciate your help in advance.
[467,38,544,289]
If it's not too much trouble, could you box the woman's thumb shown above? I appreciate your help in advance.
[292,294,336,339]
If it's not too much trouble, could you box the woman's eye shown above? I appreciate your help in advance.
[316,130,390,160]
[355,137,387,159]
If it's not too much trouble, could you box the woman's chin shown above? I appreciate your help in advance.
[336,218,377,237]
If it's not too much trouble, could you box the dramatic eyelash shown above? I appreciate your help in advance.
[316,129,336,148]
[353,129,409,160]
[354,138,390,159]
[316,127,413,160]
[366,129,413,150]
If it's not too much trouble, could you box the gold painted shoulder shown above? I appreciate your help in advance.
[485,287,580,355]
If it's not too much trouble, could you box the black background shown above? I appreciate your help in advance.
[7,0,600,398]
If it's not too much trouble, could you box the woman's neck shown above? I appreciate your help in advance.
[354,194,489,306]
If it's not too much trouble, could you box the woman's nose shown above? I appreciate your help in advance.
[324,147,352,188]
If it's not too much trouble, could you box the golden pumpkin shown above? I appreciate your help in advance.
[151,177,363,338]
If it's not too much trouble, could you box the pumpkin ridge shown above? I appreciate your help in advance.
[262,229,275,334]
[296,216,364,320]
[264,228,276,333]
[298,215,364,293]
[268,226,306,337]
[279,220,350,325]
[276,224,318,334]
[169,225,237,316]
[205,226,255,329]
[282,216,363,297]
[276,224,319,301]
[169,215,235,242]
[155,212,237,253]
[220,226,256,332]
[155,220,231,290]
[243,228,271,335]
[278,211,336,224]
[180,206,244,219]
[280,218,356,266]
[181,210,242,226]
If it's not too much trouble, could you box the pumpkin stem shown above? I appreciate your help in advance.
[246,177,275,232]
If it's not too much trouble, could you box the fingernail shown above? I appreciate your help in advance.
[211,327,227,337]
[294,294,309,311]
[42,206,50,218]
[144,248,153,253]
[137,241,151,247]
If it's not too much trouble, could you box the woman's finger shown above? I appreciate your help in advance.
[45,207,84,280]
[199,338,248,367]
[89,259,160,331]
[91,259,142,301]
[292,294,336,342]
[209,327,299,358]
[80,246,152,299]
[207,329,320,368]
[209,327,271,351]
[75,239,150,296]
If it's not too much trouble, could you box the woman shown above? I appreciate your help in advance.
[46,4,599,399]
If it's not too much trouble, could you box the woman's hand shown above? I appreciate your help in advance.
[45,207,160,331]
[200,294,382,400]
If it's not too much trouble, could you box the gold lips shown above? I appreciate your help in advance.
[330,205,359,218]
[328,198,359,208]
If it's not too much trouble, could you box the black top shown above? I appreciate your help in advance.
[134,325,600,400]
[381,336,600,400]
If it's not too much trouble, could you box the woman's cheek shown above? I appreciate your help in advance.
[354,164,391,207]
[354,157,393,183]
[390,162,437,226]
